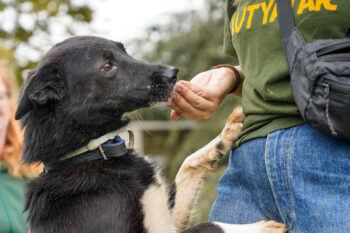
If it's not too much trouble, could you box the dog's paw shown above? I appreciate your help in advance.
[259,221,288,233]
[213,220,287,233]
[214,107,244,157]
[225,106,245,126]
[220,106,244,142]
[180,107,245,173]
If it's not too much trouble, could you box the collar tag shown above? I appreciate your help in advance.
[98,145,108,160]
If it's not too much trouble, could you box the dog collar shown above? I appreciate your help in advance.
[41,128,134,174]
[62,127,134,161]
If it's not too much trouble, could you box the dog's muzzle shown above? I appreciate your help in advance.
[163,67,179,84]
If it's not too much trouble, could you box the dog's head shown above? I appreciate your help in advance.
[16,36,178,120]
[15,36,178,163]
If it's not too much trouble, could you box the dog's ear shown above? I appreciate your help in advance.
[15,65,66,120]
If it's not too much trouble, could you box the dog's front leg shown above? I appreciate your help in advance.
[172,107,244,231]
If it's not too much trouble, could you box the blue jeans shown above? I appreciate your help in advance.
[209,124,350,233]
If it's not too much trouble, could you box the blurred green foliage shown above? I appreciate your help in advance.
[0,0,92,84]
[129,0,241,225]
[0,46,14,63]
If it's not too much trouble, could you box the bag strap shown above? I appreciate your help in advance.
[277,0,295,38]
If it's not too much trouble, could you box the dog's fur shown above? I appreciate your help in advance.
[16,36,287,233]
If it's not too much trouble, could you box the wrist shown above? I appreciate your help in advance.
[211,64,242,93]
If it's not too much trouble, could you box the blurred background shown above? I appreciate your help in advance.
[0,0,240,226]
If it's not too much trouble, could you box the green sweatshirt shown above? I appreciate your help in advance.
[0,163,29,233]
[224,0,350,145]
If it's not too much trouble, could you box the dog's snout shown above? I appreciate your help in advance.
[163,67,179,82]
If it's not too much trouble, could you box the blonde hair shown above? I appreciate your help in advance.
[0,64,42,179]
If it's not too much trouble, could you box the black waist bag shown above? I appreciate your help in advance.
[277,0,350,141]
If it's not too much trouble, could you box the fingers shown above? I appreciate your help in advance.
[168,92,211,120]
[167,68,237,120]
[167,81,219,120]
[178,81,206,98]
[175,81,216,110]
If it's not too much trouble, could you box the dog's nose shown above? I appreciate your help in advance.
[164,67,179,82]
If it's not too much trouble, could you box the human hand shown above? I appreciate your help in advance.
[167,67,236,120]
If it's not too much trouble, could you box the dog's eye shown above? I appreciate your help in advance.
[102,62,113,72]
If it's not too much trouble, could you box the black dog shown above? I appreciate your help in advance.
[15,36,286,233]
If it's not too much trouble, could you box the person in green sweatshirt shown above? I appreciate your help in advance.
[167,0,350,232]
[0,64,41,233]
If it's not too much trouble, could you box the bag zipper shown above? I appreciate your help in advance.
[319,53,350,62]
[322,83,338,136]
[316,40,350,57]
[316,78,350,96]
